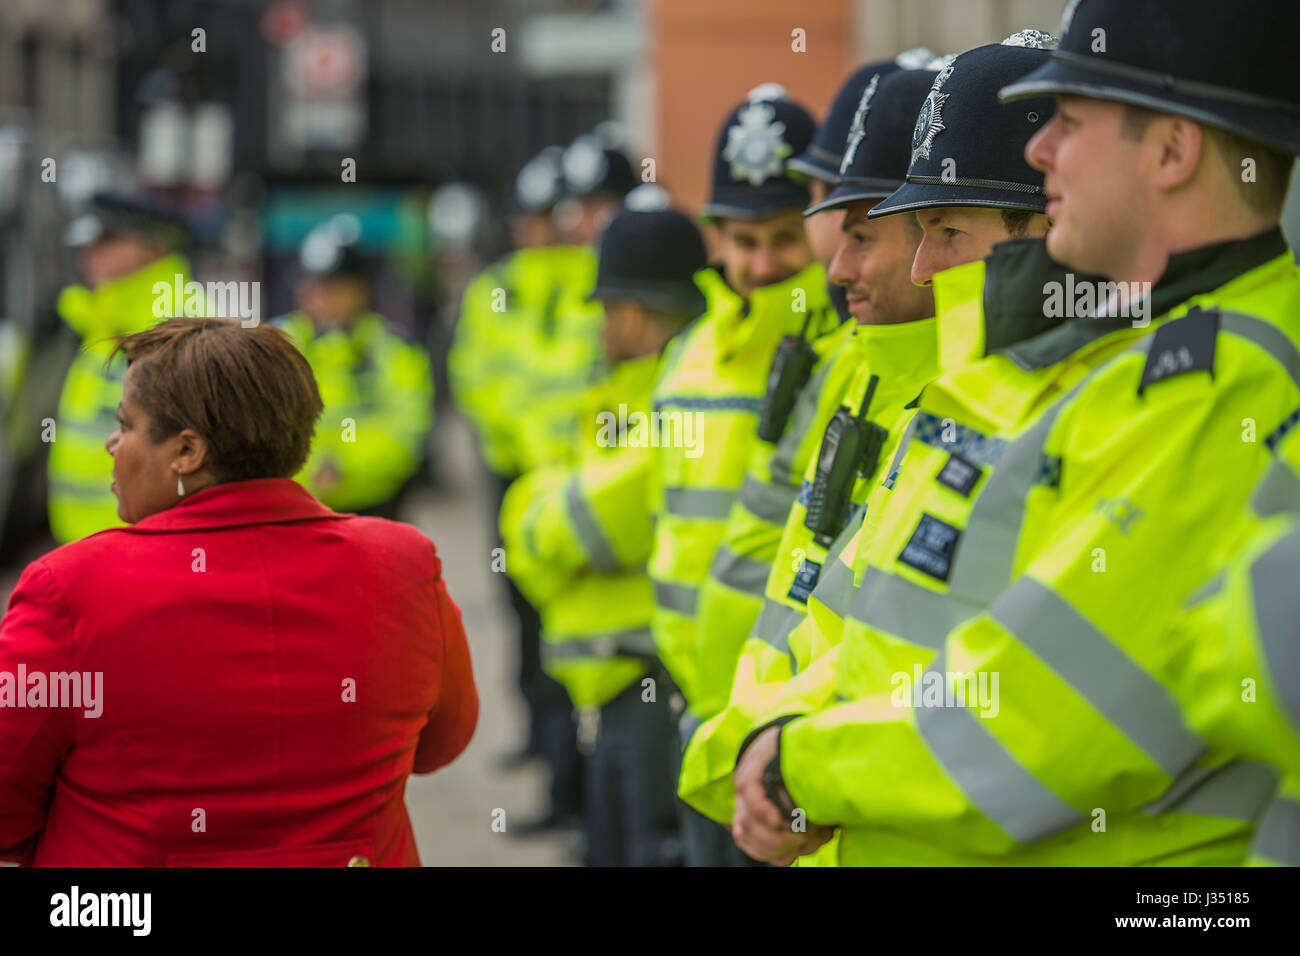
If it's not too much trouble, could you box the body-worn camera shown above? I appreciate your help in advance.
[805,374,886,545]
[756,313,817,442]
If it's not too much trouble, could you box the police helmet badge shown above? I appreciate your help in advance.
[1001,29,1059,50]
[839,73,880,175]
[893,46,937,70]
[724,101,792,186]
[911,59,955,167]
[563,135,609,194]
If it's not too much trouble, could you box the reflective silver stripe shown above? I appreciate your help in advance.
[851,566,973,649]
[752,598,804,659]
[1144,759,1278,823]
[709,546,773,597]
[810,520,865,618]
[1252,794,1300,866]
[882,414,920,489]
[1221,311,1300,390]
[740,473,798,526]
[653,579,698,616]
[946,337,1157,603]
[664,486,734,519]
[771,360,832,485]
[545,627,657,660]
[990,576,1205,777]
[48,481,116,500]
[564,477,621,573]
[1250,526,1300,728]
[60,418,120,442]
[1251,457,1300,517]
[914,651,1084,842]
[1185,571,1225,607]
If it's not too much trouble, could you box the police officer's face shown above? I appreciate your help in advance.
[911,207,1044,286]
[804,179,846,266]
[298,277,369,330]
[79,235,168,290]
[601,300,640,364]
[1026,95,1148,278]
[715,211,812,299]
[828,200,934,325]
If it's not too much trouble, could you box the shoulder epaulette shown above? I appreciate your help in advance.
[1137,306,1219,395]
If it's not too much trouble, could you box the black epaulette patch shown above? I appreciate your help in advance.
[1138,307,1219,395]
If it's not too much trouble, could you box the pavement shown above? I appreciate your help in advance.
[401,412,576,866]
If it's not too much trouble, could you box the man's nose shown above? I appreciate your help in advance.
[751,245,777,278]
[911,238,937,288]
[105,429,119,455]
[827,239,855,288]
[1025,115,1060,174]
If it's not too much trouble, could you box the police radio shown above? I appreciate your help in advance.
[805,374,887,545]
[756,312,817,442]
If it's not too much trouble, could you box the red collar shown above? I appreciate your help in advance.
[125,478,348,534]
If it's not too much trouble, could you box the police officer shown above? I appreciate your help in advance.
[649,83,839,866]
[681,64,945,842]
[48,192,193,543]
[275,228,432,518]
[448,147,586,822]
[685,35,1059,865]
[691,62,943,745]
[501,186,711,865]
[739,1,1300,866]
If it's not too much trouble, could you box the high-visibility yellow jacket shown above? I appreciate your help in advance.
[681,316,940,819]
[773,231,1300,865]
[1173,435,1300,867]
[448,244,604,478]
[691,303,849,720]
[500,353,661,711]
[648,264,840,722]
[48,253,192,543]
[275,311,432,513]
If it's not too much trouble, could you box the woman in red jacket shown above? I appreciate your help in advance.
[0,317,477,866]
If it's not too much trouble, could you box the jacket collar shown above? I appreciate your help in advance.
[712,262,837,363]
[994,228,1289,370]
[124,478,346,534]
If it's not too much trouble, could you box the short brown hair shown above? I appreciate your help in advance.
[1000,208,1036,238]
[1122,104,1294,215]
[111,317,324,483]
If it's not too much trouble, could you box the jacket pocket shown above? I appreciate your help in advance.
[165,838,375,867]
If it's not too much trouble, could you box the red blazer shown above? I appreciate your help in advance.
[0,478,477,866]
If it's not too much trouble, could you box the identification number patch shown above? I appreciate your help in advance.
[936,452,982,497]
[898,513,962,582]
[787,558,823,604]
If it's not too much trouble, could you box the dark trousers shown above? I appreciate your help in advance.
[672,711,766,867]
[492,471,583,817]
[583,679,682,866]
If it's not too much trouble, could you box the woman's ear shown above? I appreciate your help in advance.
[174,428,210,476]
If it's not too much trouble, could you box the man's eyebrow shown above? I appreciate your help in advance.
[841,209,870,230]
